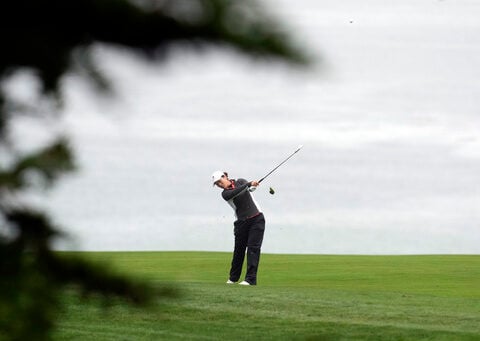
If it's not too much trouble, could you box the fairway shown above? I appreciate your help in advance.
[54,252,480,340]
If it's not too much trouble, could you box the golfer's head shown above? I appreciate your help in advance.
[212,171,230,189]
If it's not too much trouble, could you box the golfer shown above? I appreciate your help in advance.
[212,171,265,286]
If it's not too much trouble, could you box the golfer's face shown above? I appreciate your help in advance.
[215,175,230,189]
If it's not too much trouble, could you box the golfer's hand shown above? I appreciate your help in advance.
[250,180,260,187]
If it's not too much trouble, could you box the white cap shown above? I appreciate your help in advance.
[211,170,224,186]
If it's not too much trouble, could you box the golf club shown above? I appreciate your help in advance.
[259,145,303,184]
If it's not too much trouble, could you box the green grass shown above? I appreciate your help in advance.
[53,252,480,340]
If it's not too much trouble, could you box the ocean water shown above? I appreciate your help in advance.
[12,0,480,254]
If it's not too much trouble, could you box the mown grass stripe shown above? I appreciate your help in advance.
[53,252,480,340]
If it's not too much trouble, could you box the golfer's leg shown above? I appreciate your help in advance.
[229,221,248,282]
[245,214,265,285]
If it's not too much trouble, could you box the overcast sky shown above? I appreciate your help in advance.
[10,0,480,254]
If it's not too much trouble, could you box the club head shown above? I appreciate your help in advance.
[269,187,275,195]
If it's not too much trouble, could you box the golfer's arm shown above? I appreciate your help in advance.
[222,183,250,201]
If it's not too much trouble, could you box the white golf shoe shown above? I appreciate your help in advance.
[239,281,251,286]
[226,279,236,284]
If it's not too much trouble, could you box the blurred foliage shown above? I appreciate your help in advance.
[0,0,308,339]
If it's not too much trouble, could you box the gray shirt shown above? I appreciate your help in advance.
[221,178,262,221]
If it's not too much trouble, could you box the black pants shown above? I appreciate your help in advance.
[229,213,265,285]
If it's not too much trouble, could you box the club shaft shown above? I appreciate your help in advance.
[258,146,302,183]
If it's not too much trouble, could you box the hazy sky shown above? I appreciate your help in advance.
[11,0,480,254]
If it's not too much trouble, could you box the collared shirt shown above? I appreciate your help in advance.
[221,178,262,221]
